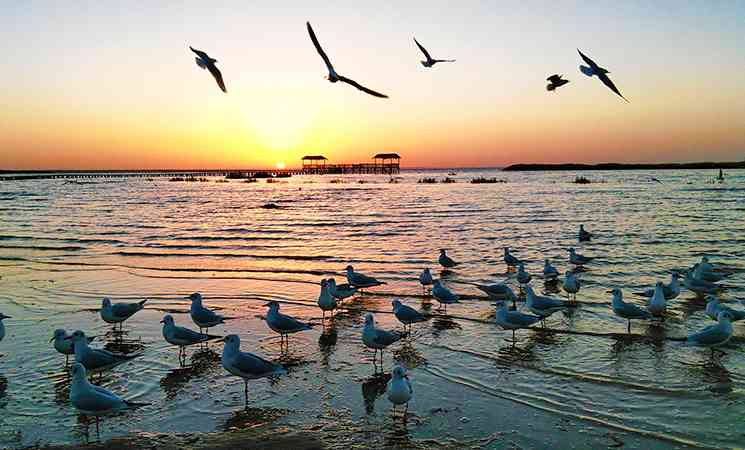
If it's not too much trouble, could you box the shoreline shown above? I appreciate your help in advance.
[502,161,745,171]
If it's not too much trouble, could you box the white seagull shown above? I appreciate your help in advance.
[562,271,581,301]
[387,365,413,416]
[543,259,559,281]
[392,299,427,332]
[362,313,405,369]
[67,330,140,374]
[705,296,745,322]
[345,265,385,289]
[265,301,313,349]
[414,37,455,68]
[69,363,148,419]
[221,334,287,405]
[189,46,227,93]
[161,314,221,365]
[438,249,457,269]
[568,248,593,265]
[495,301,542,342]
[317,279,337,321]
[684,271,720,296]
[525,286,568,325]
[684,311,733,356]
[516,263,532,286]
[307,22,388,98]
[634,273,680,300]
[503,247,523,267]
[327,278,357,301]
[431,280,459,311]
[51,329,95,365]
[100,298,147,330]
[609,288,651,333]
[419,268,434,293]
[647,281,667,317]
[577,49,628,102]
[188,292,225,334]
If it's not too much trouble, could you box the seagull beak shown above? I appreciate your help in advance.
[49,337,55,342]
[159,320,164,323]
[606,290,614,293]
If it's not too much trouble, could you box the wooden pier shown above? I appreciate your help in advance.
[0,154,401,181]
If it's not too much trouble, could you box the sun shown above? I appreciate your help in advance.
[276,162,286,169]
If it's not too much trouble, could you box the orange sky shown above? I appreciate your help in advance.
[2,2,744,169]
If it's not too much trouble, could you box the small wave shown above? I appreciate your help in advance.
[111,251,334,261]
[1,244,84,251]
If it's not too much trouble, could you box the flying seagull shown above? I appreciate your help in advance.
[577,49,628,102]
[189,46,227,93]
[546,74,569,91]
[306,21,388,98]
[414,37,455,67]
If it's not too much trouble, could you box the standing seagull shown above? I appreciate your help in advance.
[317,279,337,322]
[562,271,581,301]
[0,313,9,343]
[188,293,225,334]
[51,329,95,366]
[543,259,560,282]
[306,22,388,98]
[189,46,227,93]
[577,49,628,102]
[609,288,651,333]
[494,301,541,343]
[387,365,413,417]
[392,299,427,333]
[419,268,434,294]
[221,334,286,406]
[414,37,455,67]
[546,74,569,91]
[346,265,385,290]
[431,280,459,312]
[161,315,221,366]
[69,363,148,431]
[684,311,733,357]
[67,330,140,374]
[327,278,357,301]
[265,301,313,351]
[362,313,404,370]
[100,298,147,331]
[438,249,457,269]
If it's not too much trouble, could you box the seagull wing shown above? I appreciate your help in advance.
[189,46,210,61]
[688,325,729,346]
[547,74,561,83]
[337,76,389,98]
[577,49,598,70]
[111,303,140,319]
[274,312,311,332]
[234,351,283,376]
[307,22,334,72]
[207,65,227,93]
[374,328,403,346]
[173,325,209,343]
[413,38,432,61]
[597,72,628,102]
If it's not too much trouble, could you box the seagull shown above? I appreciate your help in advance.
[100,298,147,330]
[189,46,227,93]
[265,301,313,350]
[307,22,388,98]
[431,280,459,311]
[494,301,541,342]
[546,74,569,91]
[69,363,148,421]
[327,278,357,301]
[161,315,221,365]
[392,299,427,332]
[387,365,413,416]
[362,313,404,369]
[684,311,733,356]
[503,247,523,268]
[51,329,95,365]
[578,225,592,242]
[525,286,568,325]
[188,292,225,334]
[698,256,715,274]
[693,263,728,283]
[562,271,581,301]
[221,334,286,406]
[516,263,532,287]
[345,265,385,289]
[317,279,337,321]
[67,330,140,374]
[577,49,628,102]
[413,37,455,68]
[609,288,651,333]
[419,268,434,293]
[634,273,680,300]
[438,249,457,269]
[568,248,593,265]
[684,271,721,296]
[647,281,667,317]
[705,296,745,322]
[543,259,559,282]
[476,283,518,305]
[0,313,9,342]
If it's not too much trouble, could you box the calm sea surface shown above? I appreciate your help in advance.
[0,169,744,449]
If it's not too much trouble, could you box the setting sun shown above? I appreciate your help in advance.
[276,162,286,169]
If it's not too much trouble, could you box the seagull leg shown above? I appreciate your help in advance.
[65,354,69,367]
[95,416,100,437]
[627,320,631,334]
[244,379,249,407]
[512,329,517,344]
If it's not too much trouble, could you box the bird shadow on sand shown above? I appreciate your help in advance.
[221,406,289,432]
[160,348,221,399]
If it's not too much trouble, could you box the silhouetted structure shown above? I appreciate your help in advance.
[301,155,328,171]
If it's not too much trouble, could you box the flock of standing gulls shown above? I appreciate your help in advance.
[189,21,629,101]
[0,224,740,431]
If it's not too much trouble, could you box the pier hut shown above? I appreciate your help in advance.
[301,155,328,174]
[373,153,401,175]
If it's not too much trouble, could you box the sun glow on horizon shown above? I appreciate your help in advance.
[276,161,286,169]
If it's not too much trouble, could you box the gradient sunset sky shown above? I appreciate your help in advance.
[2,1,744,169]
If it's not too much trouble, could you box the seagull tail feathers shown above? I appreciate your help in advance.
[579,65,594,77]
[138,299,148,307]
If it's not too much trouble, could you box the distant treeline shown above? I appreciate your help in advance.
[502,161,745,171]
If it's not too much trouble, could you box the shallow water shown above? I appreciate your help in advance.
[0,169,743,449]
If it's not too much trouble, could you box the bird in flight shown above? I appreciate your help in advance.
[577,49,628,102]
[190,46,227,93]
[546,74,569,92]
[414,37,455,68]
[306,22,388,98]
